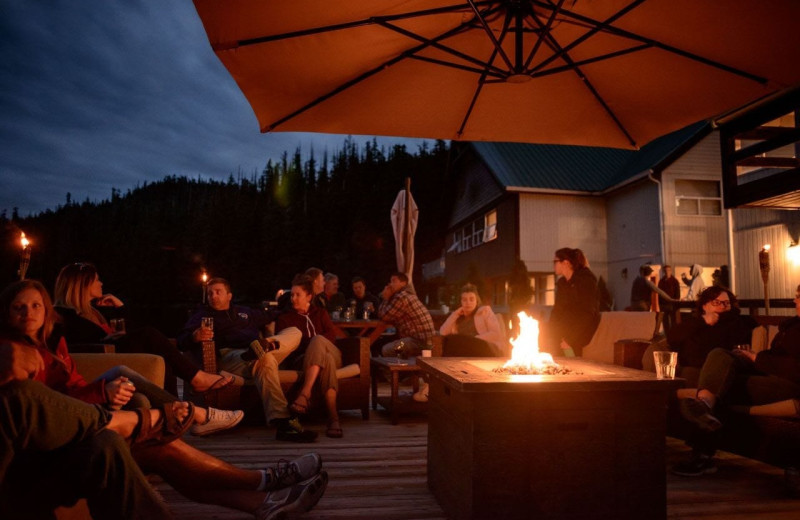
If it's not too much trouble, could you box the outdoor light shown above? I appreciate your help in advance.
[18,231,31,280]
[788,243,800,267]
[759,244,771,315]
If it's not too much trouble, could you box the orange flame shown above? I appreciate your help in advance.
[503,312,556,371]
[20,232,30,249]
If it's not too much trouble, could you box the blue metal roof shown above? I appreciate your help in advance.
[471,120,711,192]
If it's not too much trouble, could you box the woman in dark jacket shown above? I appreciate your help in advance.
[545,248,600,357]
[53,262,236,396]
[667,285,758,384]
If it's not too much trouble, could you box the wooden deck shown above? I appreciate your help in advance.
[157,388,800,519]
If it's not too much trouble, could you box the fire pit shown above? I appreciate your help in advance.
[417,357,680,520]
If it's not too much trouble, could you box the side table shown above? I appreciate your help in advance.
[370,356,427,424]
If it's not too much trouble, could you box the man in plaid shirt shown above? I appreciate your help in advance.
[377,272,435,357]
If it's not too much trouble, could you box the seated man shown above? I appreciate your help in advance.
[376,272,436,358]
[320,272,346,314]
[351,276,380,318]
[179,278,316,442]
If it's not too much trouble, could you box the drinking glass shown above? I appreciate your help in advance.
[653,351,677,379]
[201,317,214,331]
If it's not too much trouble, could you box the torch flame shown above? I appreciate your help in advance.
[503,312,556,371]
[20,232,30,249]
[201,272,208,283]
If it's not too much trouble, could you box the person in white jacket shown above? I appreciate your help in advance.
[682,264,706,301]
[439,284,507,357]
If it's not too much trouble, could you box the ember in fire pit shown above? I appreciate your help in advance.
[492,312,581,375]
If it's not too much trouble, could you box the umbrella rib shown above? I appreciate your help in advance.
[457,12,514,138]
[527,0,647,74]
[408,54,505,79]
[465,0,514,71]
[536,1,768,83]
[537,27,637,147]
[217,1,495,49]
[377,20,507,77]
[530,43,652,79]
[523,0,567,70]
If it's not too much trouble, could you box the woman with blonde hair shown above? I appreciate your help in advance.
[54,263,240,400]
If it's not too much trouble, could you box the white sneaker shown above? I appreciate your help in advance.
[412,383,429,402]
[190,407,244,436]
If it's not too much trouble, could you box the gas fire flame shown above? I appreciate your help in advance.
[502,312,557,372]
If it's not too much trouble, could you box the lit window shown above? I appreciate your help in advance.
[483,210,497,242]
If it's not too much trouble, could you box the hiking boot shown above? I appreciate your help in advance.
[250,338,280,360]
[679,398,722,432]
[256,471,328,520]
[264,453,323,491]
[671,451,718,477]
[190,408,244,437]
[273,417,318,443]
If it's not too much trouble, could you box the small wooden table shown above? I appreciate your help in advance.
[370,356,427,424]
[331,319,389,346]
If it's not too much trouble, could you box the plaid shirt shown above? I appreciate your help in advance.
[378,286,435,343]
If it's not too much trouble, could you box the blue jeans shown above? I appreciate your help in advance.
[0,379,171,519]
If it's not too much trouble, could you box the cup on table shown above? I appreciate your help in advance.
[201,317,214,331]
[653,350,677,379]
[421,349,432,358]
[109,318,126,334]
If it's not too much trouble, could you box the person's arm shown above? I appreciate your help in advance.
[0,341,44,385]
[646,279,676,302]
[439,309,461,336]
[474,307,505,347]
[56,337,107,404]
[378,291,404,323]
[177,311,206,350]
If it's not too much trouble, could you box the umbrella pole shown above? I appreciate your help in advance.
[404,177,412,285]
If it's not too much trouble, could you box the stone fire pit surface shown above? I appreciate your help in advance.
[418,357,681,520]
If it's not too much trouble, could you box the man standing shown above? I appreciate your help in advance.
[377,272,436,358]
[351,276,380,318]
[658,265,681,333]
[179,278,317,442]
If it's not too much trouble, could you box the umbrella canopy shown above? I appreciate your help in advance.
[391,182,419,283]
[193,0,800,149]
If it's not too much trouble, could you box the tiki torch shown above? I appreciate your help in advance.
[201,271,208,304]
[19,232,31,280]
[759,244,770,315]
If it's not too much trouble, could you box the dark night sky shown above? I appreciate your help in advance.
[0,1,428,217]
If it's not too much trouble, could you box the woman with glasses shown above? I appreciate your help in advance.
[543,248,600,357]
[671,285,800,477]
[54,262,240,397]
[667,286,758,385]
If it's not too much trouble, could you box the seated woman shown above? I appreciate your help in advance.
[1,341,328,520]
[1,279,243,437]
[275,274,343,438]
[439,284,505,357]
[666,285,758,386]
[54,262,238,396]
[671,284,800,477]
[542,248,600,357]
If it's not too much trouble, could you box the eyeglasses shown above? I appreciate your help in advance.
[710,299,731,307]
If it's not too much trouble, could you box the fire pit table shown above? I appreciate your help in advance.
[418,357,681,520]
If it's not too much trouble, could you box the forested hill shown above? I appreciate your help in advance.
[1,138,452,310]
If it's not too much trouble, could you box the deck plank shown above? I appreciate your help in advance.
[155,385,800,519]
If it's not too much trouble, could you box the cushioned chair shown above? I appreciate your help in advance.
[188,336,371,422]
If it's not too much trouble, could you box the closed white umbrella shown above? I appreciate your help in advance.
[391,178,418,286]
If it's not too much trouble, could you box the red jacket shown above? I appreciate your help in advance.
[32,334,107,404]
[275,305,337,355]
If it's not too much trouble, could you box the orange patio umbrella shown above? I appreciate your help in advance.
[192,0,800,149]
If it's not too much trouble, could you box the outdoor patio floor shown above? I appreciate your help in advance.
[157,384,800,519]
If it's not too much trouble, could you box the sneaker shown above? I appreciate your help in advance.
[273,417,318,443]
[679,398,722,432]
[190,408,244,437]
[250,338,280,360]
[256,471,328,520]
[412,383,429,403]
[265,453,323,491]
[671,452,718,477]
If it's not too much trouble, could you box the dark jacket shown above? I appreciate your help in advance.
[178,304,273,353]
[547,266,600,355]
[667,310,758,369]
[275,305,337,366]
